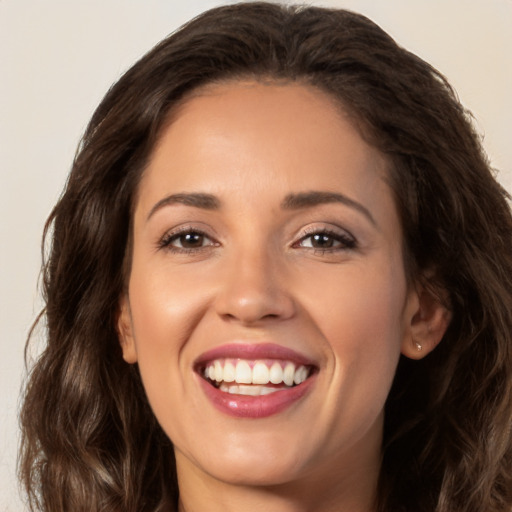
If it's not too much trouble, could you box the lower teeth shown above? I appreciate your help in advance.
[218,383,292,396]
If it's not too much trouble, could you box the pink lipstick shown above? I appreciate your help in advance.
[195,343,317,418]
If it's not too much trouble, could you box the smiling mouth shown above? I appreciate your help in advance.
[199,359,314,396]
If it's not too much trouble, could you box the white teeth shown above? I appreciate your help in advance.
[269,362,284,384]
[223,361,236,382]
[259,387,280,395]
[219,383,284,396]
[283,363,295,386]
[214,360,223,382]
[235,360,252,384]
[252,362,270,384]
[294,365,309,385]
[203,359,311,388]
[238,385,260,396]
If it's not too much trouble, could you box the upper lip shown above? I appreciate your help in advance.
[194,342,317,369]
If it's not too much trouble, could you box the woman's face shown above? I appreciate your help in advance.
[119,81,420,490]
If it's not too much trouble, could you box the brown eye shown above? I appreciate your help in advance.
[310,234,336,248]
[176,232,205,248]
[159,230,216,251]
[297,230,356,251]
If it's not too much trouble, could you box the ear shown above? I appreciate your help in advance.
[401,282,452,360]
[117,295,138,364]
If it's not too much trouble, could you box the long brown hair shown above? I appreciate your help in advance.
[20,3,512,511]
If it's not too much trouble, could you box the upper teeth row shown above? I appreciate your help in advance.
[203,359,310,386]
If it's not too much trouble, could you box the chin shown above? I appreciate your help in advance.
[203,454,306,487]
[176,427,315,487]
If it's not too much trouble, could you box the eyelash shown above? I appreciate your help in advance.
[293,227,357,253]
[157,227,218,254]
[157,226,357,254]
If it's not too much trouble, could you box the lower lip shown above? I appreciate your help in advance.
[198,376,315,418]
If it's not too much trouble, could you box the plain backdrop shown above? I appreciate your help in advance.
[1,0,511,509]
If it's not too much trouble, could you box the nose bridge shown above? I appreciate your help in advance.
[215,238,294,324]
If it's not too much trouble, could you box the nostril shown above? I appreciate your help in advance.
[216,291,296,325]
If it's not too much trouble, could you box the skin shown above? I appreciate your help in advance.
[118,81,449,512]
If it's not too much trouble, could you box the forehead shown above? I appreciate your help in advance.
[137,80,393,219]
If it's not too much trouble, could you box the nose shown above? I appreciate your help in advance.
[214,247,296,325]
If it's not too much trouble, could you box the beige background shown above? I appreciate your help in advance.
[1,0,510,509]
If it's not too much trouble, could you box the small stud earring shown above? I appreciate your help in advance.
[414,342,423,352]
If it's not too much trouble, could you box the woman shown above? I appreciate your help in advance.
[19,2,512,511]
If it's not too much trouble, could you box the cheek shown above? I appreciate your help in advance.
[326,274,406,447]
[300,260,407,405]
[125,263,212,418]
[303,257,407,345]
[128,261,209,354]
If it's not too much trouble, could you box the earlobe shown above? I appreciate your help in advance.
[401,284,452,360]
[117,296,138,364]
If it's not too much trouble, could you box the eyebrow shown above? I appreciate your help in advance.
[146,193,220,221]
[282,191,377,227]
[146,190,376,227]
